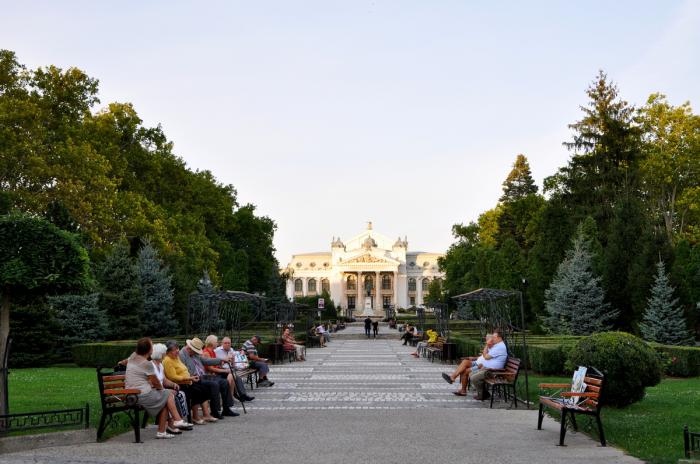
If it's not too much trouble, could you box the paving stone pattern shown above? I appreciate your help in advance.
[248,331,482,411]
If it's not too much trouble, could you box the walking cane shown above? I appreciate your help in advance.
[228,364,247,414]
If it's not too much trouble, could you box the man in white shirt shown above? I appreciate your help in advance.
[442,334,495,396]
[214,336,254,402]
[316,324,331,343]
[469,330,508,400]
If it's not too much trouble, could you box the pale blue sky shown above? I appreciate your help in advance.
[2,1,699,264]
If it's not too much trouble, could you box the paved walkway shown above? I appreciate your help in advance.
[2,329,640,463]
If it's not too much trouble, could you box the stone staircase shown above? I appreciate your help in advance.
[332,322,401,340]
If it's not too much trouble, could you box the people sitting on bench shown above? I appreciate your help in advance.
[307,327,324,347]
[150,343,193,435]
[125,337,192,439]
[180,337,238,418]
[282,327,306,361]
[317,323,332,343]
[412,327,437,357]
[243,335,275,387]
[441,331,507,399]
[400,325,418,346]
[162,340,216,425]
[206,335,254,402]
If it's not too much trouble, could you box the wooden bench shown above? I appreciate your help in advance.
[485,357,521,409]
[409,333,424,347]
[424,337,446,362]
[235,367,259,389]
[537,366,606,446]
[96,368,145,443]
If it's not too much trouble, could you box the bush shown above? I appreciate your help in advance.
[525,345,569,375]
[651,343,700,377]
[567,332,662,407]
[72,342,138,367]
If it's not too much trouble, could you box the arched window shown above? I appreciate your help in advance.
[382,274,391,290]
[347,275,357,290]
[294,279,303,292]
[422,278,430,291]
[308,278,317,293]
[321,278,330,293]
[364,275,374,291]
[408,278,416,292]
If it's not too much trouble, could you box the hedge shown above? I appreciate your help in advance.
[449,333,699,377]
[651,343,700,377]
[72,337,276,367]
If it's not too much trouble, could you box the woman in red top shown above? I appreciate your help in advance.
[282,327,305,361]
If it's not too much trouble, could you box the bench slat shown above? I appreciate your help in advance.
[103,388,140,395]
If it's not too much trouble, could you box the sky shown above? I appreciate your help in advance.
[2,1,699,265]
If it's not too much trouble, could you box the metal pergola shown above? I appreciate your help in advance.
[452,287,530,408]
[188,290,269,345]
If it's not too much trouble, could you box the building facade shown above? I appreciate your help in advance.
[284,223,445,317]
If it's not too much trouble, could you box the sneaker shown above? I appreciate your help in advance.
[258,379,270,387]
[156,431,176,439]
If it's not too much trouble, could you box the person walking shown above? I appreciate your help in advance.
[364,317,372,338]
[372,320,379,338]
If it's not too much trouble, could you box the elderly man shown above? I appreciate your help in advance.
[214,336,254,402]
[242,335,274,387]
[442,333,503,397]
[469,330,508,400]
[180,337,238,418]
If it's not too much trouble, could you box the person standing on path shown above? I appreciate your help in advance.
[364,317,372,338]
[372,320,379,338]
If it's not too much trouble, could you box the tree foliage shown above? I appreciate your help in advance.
[499,154,538,203]
[640,261,694,345]
[542,225,618,335]
[138,242,178,337]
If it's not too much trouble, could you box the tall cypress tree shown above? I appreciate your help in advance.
[138,242,178,336]
[542,225,618,335]
[97,242,144,339]
[640,260,693,346]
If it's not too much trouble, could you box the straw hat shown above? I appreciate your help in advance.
[186,337,204,354]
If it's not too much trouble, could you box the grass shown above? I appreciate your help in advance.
[519,374,700,464]
[7,367,700,462]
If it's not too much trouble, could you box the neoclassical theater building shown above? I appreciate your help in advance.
[284,223,445,317]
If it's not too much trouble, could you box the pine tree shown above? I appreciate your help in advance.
[500,154,538,203]
[51,293,108,359]
[138,242,178,336]
[640,260,693,345]
[542,227,618,335]
[97,242,144,339]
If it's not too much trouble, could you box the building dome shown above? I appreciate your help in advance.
[362,236,377,250]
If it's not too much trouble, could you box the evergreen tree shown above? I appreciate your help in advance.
[138,242,178,336]
[51,293,108,359]
[500,154,538,203]
[97,242,144,339]
[640,260,693,345]
[542,228,618,335]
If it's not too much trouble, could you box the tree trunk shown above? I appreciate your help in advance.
[0,288,10,417]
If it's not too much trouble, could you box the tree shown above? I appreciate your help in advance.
[500,154,538,203]
[638,94,700,243]
[51,293,108,359]
[640,260,694,345]
[542,226,618,335]
[97,242,143,339]
[137,242,178,336]
[546,71,642,226]
[0,213,91,415]
[425,279,444,305]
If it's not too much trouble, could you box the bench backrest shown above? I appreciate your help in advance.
[579,368,604,412]
[97,368,139,410]
[502,357,521,380]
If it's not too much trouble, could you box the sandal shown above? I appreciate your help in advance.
[453,391,467,396]
[192,419,205,425]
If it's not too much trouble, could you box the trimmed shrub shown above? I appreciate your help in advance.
[567,332,662,407]
[72,342,137,367]
[651,344,700,377]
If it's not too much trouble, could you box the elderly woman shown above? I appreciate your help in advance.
[125,338,190,439]
[151,343,193,434]
[162,340,216,424]
[282,327,305,361]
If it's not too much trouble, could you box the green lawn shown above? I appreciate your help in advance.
[520,374,700,464]
[7,367,700,462]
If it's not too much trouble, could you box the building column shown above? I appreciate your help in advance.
[417,277,423,305]
[375,271,381,313]
[393,271,398,310]
[303,277,308,296]
[357,271,363,309]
